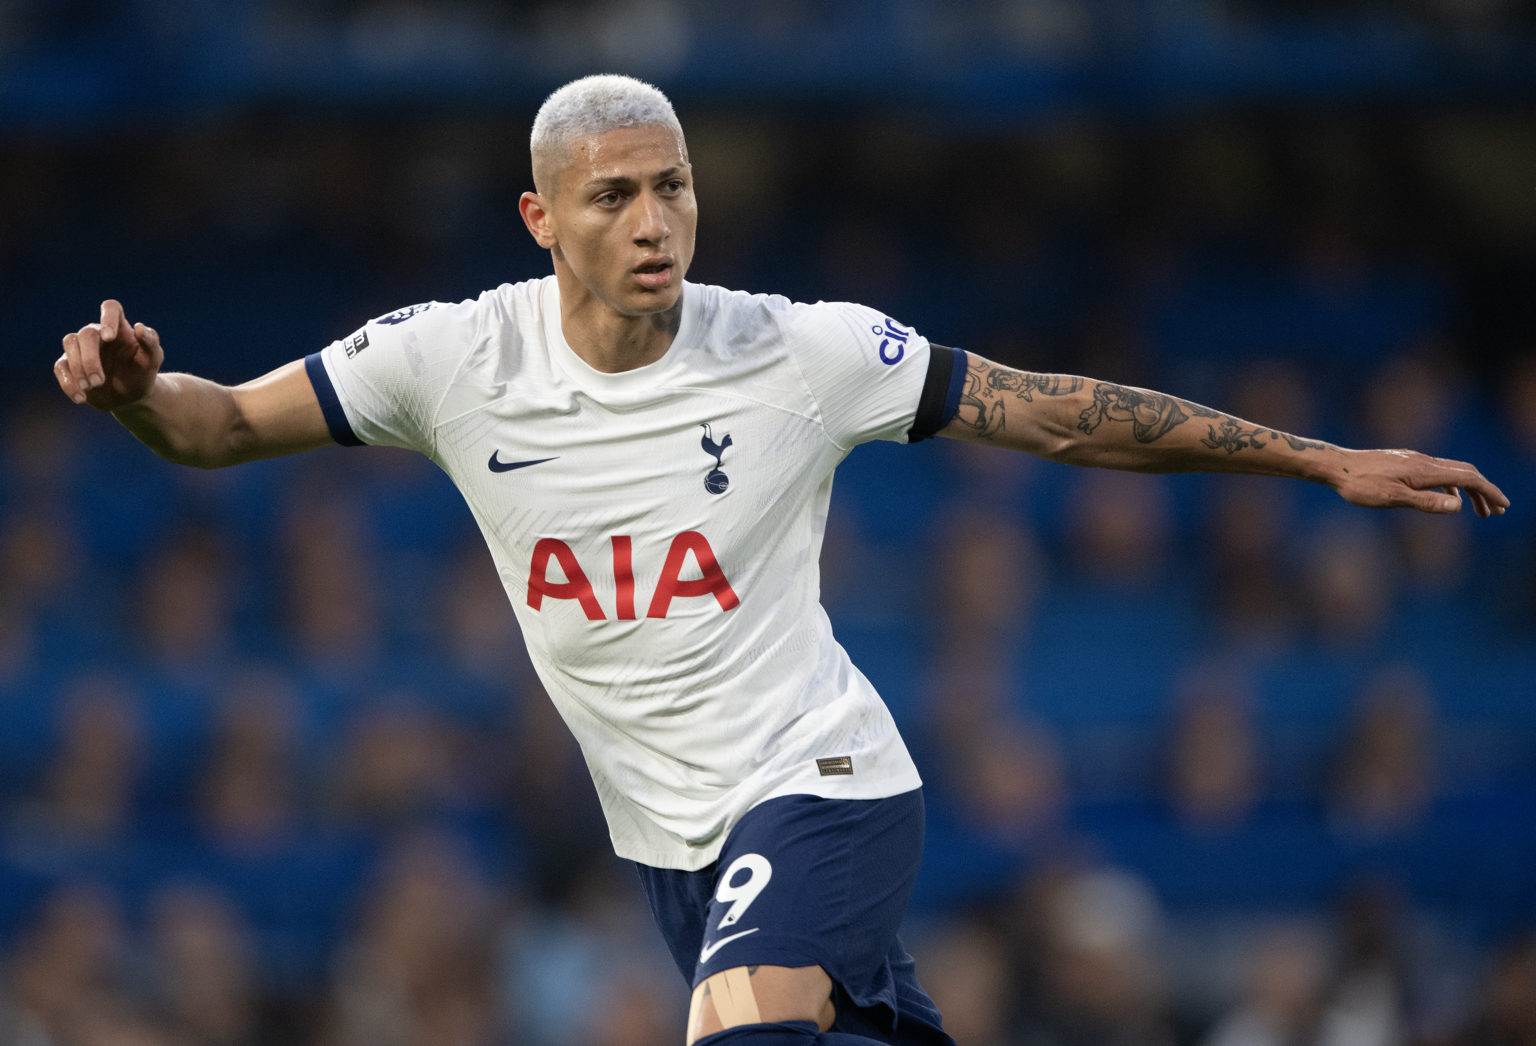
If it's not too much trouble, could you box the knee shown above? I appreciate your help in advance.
[686,965,835,1045]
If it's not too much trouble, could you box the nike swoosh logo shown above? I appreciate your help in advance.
[488,452,558,473]
[698,927,760,965]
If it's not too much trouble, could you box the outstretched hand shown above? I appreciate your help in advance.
[56,299,165,410]
[1332,447,1509,518]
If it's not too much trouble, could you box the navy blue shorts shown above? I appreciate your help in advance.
[635,789,955,1045]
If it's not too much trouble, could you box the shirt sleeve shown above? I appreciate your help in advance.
[787,300,964,448]
[303,299,477,454]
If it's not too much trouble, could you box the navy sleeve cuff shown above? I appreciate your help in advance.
[907,344,967,443]
[304,352,363,447]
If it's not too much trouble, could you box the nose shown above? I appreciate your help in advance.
[632,190,669,246]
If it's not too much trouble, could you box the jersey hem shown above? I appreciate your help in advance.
[612,768,925,872]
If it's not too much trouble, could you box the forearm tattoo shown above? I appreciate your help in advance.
[956,366,1082,438]
[1197,418,1329,454]
[955,369,1007,438]
[1077,383,1218,443]
[960,363,1326,455]
[988,369,1084,400]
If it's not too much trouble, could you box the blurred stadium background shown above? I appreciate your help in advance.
[3,1,1536,1044]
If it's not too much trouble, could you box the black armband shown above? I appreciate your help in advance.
[907,344,967,442]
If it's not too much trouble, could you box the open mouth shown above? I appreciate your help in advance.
[633,259,674,289]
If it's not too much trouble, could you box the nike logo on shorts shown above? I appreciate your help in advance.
[488,452,558,473]
[698,927,760,965]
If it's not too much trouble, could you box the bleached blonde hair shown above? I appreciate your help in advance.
[530,74,685,193]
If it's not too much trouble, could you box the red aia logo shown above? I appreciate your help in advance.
[527,531,739,620]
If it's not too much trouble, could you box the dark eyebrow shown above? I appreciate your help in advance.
[583,167,685,193]
[585,175,634,192]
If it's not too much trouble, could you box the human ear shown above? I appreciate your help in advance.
[519,191,559,249]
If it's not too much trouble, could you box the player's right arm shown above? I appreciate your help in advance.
[55,299,331,468]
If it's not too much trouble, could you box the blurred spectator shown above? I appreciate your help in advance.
[1503,352,1536,462]
[929,514,1043,661]
[1316,881,1411,1046]
[953,712,1069,844]
[279,481,383,672]
[1497,352,1536,628]
[1201,921,1329,1046]
[0,503,80,624]
[0,591,35,691]
[580,971,680,1046]
[428,539,532,729]
[1456,931,1536,1046]
[1,398,83,503]
[910,662,1071,908]
[1391,499,1474,605]
[435,540,525,682]
[21,676,144,845]
[1198,480,1301,653]
[0,458,84,693]
[1162,664,1263,833]
[915,914,1015,1046]
[144,882,263,1046]
[1070,314,1159,396]
[1015,863,1177,1046]
[1064,468,1175,587]
[197,670,302,850]
[1361,343,1468,454]
[327,698,469,828]
[0,882,143,1044]
[1327,665,1437,838]
[942,434,1046,540]
[499,859,684,1046]
[324,830,500,1046]
[1226,361,1323,453]
[136,525,238,674]
[1296,516,1396,647]
[923,666,1069,848]
[814,216,914,313]
[502,689,614,901]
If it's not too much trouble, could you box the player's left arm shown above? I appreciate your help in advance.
[937,352,1509,518]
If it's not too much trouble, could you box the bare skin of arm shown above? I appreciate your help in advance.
[55,299,331,468]
[939,352,1509,518]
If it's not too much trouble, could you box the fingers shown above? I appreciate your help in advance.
[57,301,159,408]
[1397,477,1503,517]
[60,324,104,397]
[1465,486,1503,518]
[134,321,165,368]
[1408,488,1462,514]
[1474,479,1508,515]
[1458,484,1502,519]
[1455,483,1490,519]
[54,353,87,405]
[1410,457,1509,517]
[100,298,127,343]
[1425,485,1504,518]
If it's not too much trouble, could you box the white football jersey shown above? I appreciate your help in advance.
[307,276,963,869]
